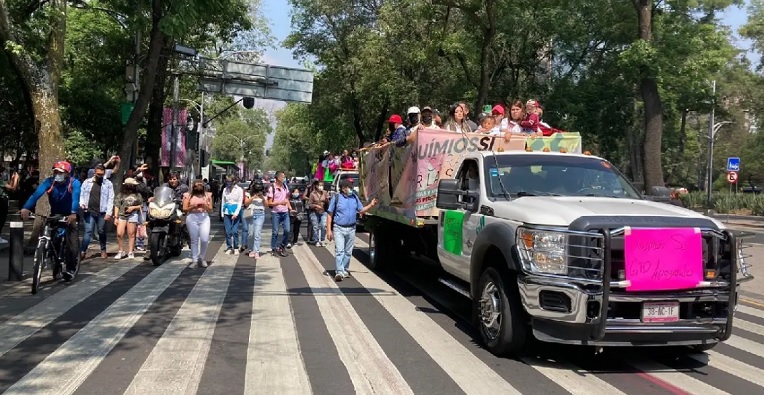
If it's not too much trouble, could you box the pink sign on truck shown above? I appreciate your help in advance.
[623,227,704,292]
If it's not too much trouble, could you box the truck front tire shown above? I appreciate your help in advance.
[476,267,528,356]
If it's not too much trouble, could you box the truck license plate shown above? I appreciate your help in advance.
[641,302,680,323]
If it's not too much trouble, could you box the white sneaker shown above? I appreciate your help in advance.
[234,249,240,256]
[114,251,125,260]
[225,249,233,255]
[198,259,208,268]
[286,243,293,249]
[127,252,135,259]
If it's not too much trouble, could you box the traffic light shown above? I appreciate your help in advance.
[242,97,255,109]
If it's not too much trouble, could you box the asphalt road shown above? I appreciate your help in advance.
[0,219,763,394]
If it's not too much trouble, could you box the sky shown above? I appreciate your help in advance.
[257,0,757,148]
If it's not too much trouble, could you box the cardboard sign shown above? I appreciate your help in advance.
[623,227,703,292]
[442,210,464,255]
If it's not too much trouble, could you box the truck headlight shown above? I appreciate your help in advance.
[516,228,567,275]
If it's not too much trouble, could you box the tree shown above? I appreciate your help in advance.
[112,0,255,188]
[0,0,69,219]
[210,107,269,172]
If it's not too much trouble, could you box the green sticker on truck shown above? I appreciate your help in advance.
[443,210,464,255]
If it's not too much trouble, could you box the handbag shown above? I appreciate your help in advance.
[243,206,254,219]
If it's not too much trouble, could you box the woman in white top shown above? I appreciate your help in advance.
[243,180,267,258]
[221,174,244,255]
[443,104,472,134]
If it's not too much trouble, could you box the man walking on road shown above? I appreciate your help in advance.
[79,165,114,259]
[267,171,292,257]
[327,179,377,281]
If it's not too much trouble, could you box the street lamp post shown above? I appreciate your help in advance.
[705,110,734,206]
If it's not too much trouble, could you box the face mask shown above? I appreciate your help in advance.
[292,193,300,198]
[317,185,324,191]
[422,115,433,124]
[343,188,351,196]
[95,175,104,183]
[54,174,65,183]
[225,182,231,188]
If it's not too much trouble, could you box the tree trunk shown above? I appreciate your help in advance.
[475,0,496,112]
[113,0,165,188]
[145,35,173,169]
[635,0,664,194]
[678,108,688,154]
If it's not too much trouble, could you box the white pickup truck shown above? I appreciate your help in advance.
[363,144,753,356]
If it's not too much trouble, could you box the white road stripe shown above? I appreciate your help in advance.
[735,317,764,337]
[726,335,764,358]
[3,256,191,395]
[688,351,764,387]
[349,239,612,394]
[737,305,764,320]
[123,243,236,394]
[0,261,141,357]
[625,360,730,395]
[291,243,415,395]
[245,232,311,395]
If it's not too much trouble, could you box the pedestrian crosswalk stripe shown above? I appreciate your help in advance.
[291,242,415,395]
[690,350,764,387]
[246,239,312,395]
[726,332,764,358]
[625,359,730,394]
[125,243,236,394]
[2,253,193,394]
[0,260,141,357]
[738,305,764,320]
[735,318,764,338]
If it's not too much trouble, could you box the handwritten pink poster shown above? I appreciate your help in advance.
[623,227,703,292]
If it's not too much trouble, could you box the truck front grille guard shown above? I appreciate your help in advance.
[605,227,734,289]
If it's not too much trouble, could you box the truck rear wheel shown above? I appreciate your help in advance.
[476,267,528,356]
[367,226,386,270]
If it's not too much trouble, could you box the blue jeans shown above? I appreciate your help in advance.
[81,212,107,252]
[246,212,265,253]
[310,211,327,243]
[271,212,290,250]
[224,215,241,251]
[240,215,248,250]
[333,225,356,274]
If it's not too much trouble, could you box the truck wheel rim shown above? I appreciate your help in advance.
[479,281,502,340]
[369,233,376,264]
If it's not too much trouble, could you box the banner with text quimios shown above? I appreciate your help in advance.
[360,128,583,218]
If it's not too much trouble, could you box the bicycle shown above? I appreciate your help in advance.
[27,214,77,294]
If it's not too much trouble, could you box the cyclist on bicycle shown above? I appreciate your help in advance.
[20,161,82,281]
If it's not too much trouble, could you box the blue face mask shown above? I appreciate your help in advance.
[292,193,300,198]
[225,182,231,188]
[54,174,66,183]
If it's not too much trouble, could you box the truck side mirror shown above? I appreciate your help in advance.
[436,179,463,210]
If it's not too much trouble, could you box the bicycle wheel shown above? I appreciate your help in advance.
[51,236,63,280]
[32,243,46,295]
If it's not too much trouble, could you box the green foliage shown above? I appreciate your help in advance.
[64,130,104,167]
[268,103,317,175]
[210,107,269,170]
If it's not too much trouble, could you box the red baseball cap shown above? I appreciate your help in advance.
[388,114,402,124]
[491,105,505,115]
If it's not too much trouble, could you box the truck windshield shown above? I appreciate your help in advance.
[485,155,641,199]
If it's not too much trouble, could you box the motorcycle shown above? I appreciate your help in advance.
[147,186,184,266]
